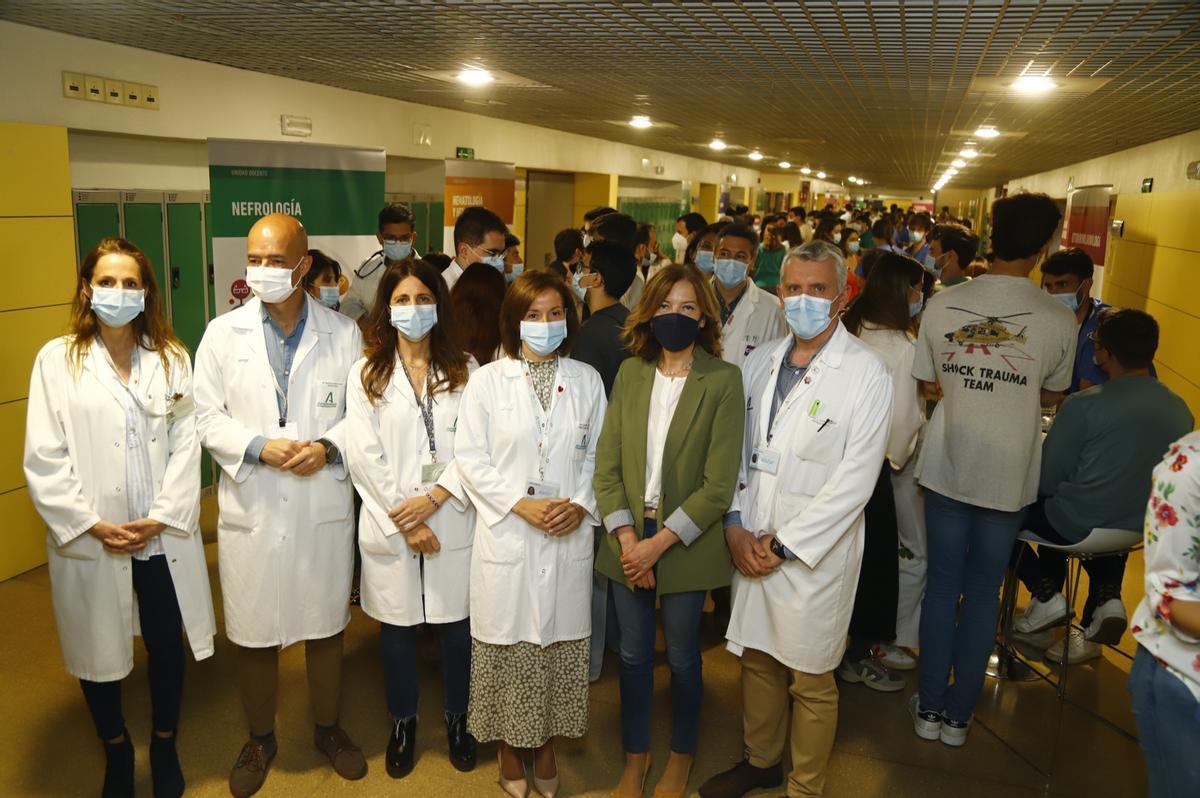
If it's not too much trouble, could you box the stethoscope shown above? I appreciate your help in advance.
[355,250,385,280]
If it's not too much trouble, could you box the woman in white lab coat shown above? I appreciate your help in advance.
[837,253,929,690]
[345,259,477,780]
[24,237,214,798]
[456,270,606,798]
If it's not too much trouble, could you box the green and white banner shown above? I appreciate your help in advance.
[208,139,385,315]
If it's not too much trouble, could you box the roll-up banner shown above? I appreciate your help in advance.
[1060,184,1113,298]
[443,159,516,253]
[209,139,385,315]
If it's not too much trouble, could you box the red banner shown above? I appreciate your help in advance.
[1061,185,1111,265]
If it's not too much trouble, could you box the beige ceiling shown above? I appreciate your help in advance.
[5,1,1200,190]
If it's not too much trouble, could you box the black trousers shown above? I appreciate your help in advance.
[80,554,186,740]
[847,462,899,657]
[1014,497,1128,626]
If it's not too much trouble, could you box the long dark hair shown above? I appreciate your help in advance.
[843,252,925,335]
[68,237,186,378]
[360,259,468,404]
[450,262,507,365]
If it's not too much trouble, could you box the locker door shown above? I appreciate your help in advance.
[165,195,208,357]
[204,201,216,319]
[73,190,122,264]
[121,193,169,309]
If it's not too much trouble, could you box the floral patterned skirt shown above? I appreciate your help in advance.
[467,637,590,748]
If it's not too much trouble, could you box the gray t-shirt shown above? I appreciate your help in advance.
[912,274,1077,512]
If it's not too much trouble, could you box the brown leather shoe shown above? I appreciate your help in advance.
[314,725,367,781]
[229,737,277,798]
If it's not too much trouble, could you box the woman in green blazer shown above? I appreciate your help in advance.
[594,263,745,798]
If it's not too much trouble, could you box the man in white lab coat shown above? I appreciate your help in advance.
[340,202,419,333]
[710,222,787,368]
[194,213,366,798]
[700,241,893,798]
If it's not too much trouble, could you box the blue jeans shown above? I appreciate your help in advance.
[610,519,707,754]
[380,618,471,720]
[918,490,1024,723]
[1130,646,1200,798]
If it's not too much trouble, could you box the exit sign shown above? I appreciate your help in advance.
[456,146,475,160]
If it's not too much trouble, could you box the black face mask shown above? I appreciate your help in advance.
[651,313,701,352]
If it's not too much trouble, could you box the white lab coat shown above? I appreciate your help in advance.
[720,281,787,368]
[24,337,215,682]
[455,356,606,646]
[621,270,645,312]
[194,295,362,648]
[726,324,893,674]
[346,356,477,627]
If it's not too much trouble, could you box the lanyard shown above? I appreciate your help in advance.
[521,357,559,480]
[399,359,437,462]
[268,366,290,428]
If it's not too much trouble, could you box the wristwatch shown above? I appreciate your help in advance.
[316,438,338,465]
[769,536,787,560]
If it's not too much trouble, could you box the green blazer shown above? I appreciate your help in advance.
[593,347,745,595]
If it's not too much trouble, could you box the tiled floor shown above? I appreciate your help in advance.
[0,503,1148,797]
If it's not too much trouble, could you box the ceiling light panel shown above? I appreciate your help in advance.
[4,1,1199,189]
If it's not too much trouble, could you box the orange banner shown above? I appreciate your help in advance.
[444,175,515,225]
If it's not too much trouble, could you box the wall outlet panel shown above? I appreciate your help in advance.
[104,79,123,105]
[62,71,83,99]
[125,83,142,105]
[143,84,159,110]
[83,75,104,102]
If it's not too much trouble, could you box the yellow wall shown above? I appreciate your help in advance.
[1102,190,1200,426]
[573,172,618,227]
[698,183,720,221]
[513,167,527,260]
[0,121,75,580]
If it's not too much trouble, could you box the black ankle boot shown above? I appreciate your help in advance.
[445,712,477,772]
[386,717,417,779]
[150,734,184,798]
[102,730,135,798]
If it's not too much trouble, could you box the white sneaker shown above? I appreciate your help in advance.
[939,715,971,747]
[1012,627,1056,651]
[877,643,918,671]
[1084,598,1127,645]
[907,693,942,741]
[1045,628,1101,664]
[1013,593,1072,634]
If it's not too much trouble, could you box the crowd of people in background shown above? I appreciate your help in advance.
[22,189,1199,798]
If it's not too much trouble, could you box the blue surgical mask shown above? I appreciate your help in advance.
[390,304,438,342]
[908,300,924,318]
[642,252,655,268]
[694,250,715,274]
[482,253,506,271]
[848,241,861,254]
[571,269,590,302]
[784,293,835,340]
[832,232,842,244]
[90,286,145,328]
[713,258,749,288]
[383,240,412,261]
[925,253,942,277]
[520,319,568,356]
[506,262,524,283]
[318,285,340,308]
[1053,290,1081,312]
[912,230,925,244]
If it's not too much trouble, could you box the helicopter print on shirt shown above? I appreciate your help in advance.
[940,307,1035,385]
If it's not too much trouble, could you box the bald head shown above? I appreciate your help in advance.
[247,213,308,264]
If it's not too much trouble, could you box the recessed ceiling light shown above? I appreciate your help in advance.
[1011,75,1056,94]
[951,159,966,168]
[848,175,857,182]
[456,67,494,86]
[816,171,826,179]
[709,138,727,151]
[947,168,959,176]
[800,167,811,175]
[778,161,791,169]
[975,125,1000,138]
[748,150,764,161]
[960,147,979,158]
[629,115,652,129]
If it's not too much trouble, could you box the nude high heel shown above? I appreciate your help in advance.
[498,750,529,798]
[614,753,653,798]
[532,746,560,798]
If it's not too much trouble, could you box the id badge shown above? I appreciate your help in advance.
[749,447,781,475]
[421,461,448,484]
[278,421,300,440]
[166,394,195,423]
[524,479,561,499]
